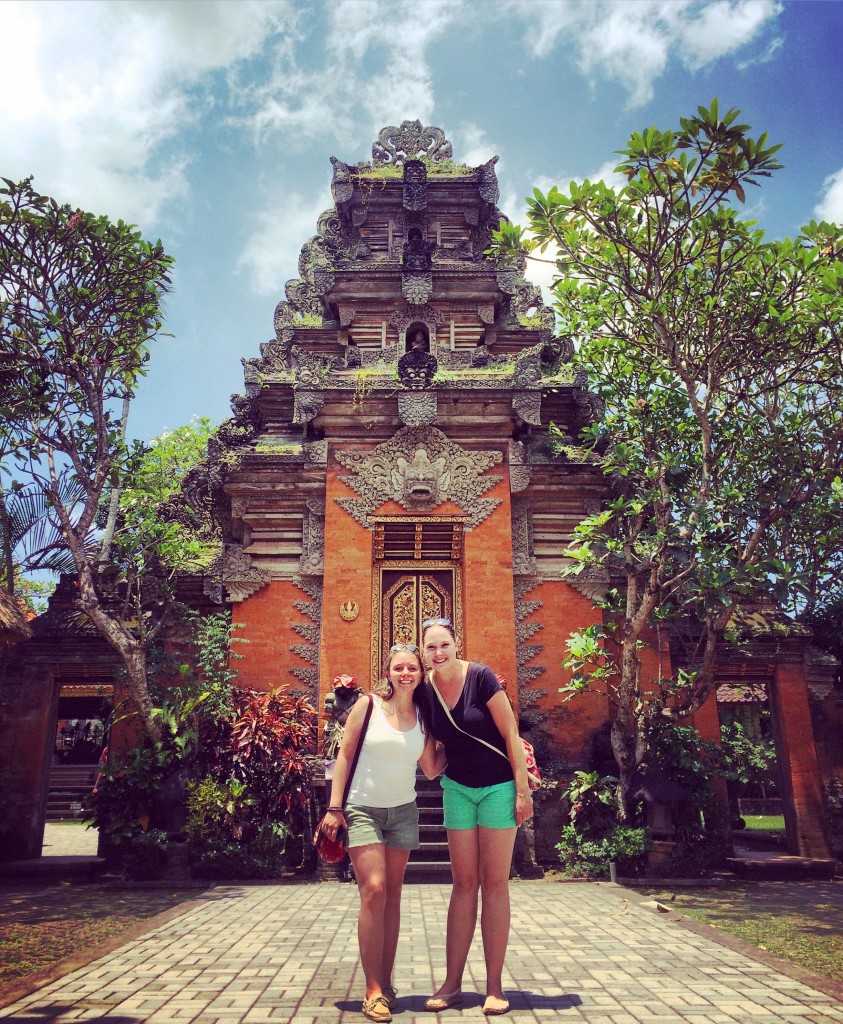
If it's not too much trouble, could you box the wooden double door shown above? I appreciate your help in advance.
[374,566,462,678]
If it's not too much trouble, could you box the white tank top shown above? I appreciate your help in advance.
[346,695,424,808]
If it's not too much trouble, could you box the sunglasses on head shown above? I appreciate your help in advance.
[389,643,419,654]
[421,618,452,630]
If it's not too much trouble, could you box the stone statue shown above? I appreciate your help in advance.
[398,330,438,389]
[402,227,435,272]
[323,673,365,763]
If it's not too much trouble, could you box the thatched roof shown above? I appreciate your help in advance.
[0,590,32,640]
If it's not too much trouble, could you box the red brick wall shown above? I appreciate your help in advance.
[231,580,320,694]
[771,662,831,858]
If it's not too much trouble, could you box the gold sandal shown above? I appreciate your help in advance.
[362,994,392,1022]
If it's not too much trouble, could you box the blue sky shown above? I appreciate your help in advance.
[2,0,841,444]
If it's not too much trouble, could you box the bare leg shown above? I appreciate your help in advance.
[380,846,411,989]
[431,828,480,997]
[478,826,517,1012]
[348,843,389,1000]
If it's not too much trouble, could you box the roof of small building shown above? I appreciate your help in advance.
[0,590,32,640]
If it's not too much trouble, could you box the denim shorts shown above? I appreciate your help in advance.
[345,801,420,850]
[441,775,517,830]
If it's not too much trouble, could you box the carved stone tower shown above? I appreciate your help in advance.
[195,121,611,789]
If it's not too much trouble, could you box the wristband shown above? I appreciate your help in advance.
[326,806,345,813]
[516,792,532,798]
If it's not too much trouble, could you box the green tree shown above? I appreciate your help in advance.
[493,101,843,815]
[103,417,219,571]
[0,176,174,742]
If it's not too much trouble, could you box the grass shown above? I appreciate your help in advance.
[632,881,843,983]
[0,885,200,987]
[742,814,785,832]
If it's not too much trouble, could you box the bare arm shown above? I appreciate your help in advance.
[419,732,447,780]
[321,695,370,838]
[487,690,533,824]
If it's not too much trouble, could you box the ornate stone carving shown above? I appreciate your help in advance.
[574,386,606,425]
[390,303,443,344]
[292,620,320,644]
[336,427,502,529]
[402,232,435,272]
[274,300,295,336]
[398,391,437,426]
[511,503,537,576]
[515,620,543,644]
[513,345,543,388]
[330,156,356,204]
[230,497,248,521]
[315,205,356,262]
[293,389,324,425]
[402,272,433,304]
[398,347,438,389]
[372,121,452,166]
[474,156,500,205]
[565,563,610,601]
[298,236,335,296]
[291,667,318,687]
[477,304,496,325]
[213,545,271,603]
[496,269,520,295]
[289,575,323,695]
[299,500,325,575]
[513,391,542,426]
[284,277,322,318]
[508,440,531,493]
[304,439,328,465]
[403,159,428,211]
[464,208,480,227]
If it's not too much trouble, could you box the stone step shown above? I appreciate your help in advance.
[726,855,837,881]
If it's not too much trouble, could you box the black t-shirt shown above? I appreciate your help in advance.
[427,663,513,788]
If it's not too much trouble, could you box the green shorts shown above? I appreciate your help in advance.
[440,775,517,830]
[345,801,420,850]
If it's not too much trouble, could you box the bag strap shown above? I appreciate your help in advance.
[427,673,508,765]
[340,693,374,807]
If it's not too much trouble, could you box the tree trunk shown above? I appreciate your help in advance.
[75,564,162,744]
[0,484,13,594]
[98,393,131,563]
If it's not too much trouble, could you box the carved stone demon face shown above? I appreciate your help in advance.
[392,447,449,507]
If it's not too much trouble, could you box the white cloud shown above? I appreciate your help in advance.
[237,191,331,296]
[0,0,294,224]
[506,0,782,107]
[815,169,843,224]
[238,0,461,152]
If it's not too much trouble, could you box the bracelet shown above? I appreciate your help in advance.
[325,806,345,813]
[516,792,532,799]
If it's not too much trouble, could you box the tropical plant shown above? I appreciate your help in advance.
[1,176,174,742]
[492,100,843,817]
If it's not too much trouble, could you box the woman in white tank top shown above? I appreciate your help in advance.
[322,645,445,1023]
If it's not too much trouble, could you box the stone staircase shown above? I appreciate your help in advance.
[46,765,98,821]
[406,773,451,882]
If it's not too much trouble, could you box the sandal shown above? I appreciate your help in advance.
[482,995,510,1016]
[424,990,463,1011]
[362,994,393,1022]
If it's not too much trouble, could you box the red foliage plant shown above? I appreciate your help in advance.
[199,686,317,819]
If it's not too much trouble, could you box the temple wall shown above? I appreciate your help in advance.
[231,580,320,695]
[0,658,55,860]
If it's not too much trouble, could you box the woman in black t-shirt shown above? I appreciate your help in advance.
[420,619,532,1017]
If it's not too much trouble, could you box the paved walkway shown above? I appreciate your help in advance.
[1,881,841,1024]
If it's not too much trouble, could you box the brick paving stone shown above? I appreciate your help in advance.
[1,882,841,1023]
